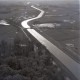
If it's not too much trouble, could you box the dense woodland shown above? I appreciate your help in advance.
[0,37,65,80]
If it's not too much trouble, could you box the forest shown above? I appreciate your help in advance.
[0,37,65,80]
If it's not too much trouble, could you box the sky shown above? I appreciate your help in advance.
[0,0,77,2]
[0,0,78,5]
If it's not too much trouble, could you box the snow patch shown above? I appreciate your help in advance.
[0,20,10,26]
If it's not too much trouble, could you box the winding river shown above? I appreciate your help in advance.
[21,6,80,80]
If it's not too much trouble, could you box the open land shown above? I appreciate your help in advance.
[32,3,80,59]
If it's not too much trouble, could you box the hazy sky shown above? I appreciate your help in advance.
[0,0,77,2]
[0,0,78,5]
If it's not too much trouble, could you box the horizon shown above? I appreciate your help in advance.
[0,0,79,6]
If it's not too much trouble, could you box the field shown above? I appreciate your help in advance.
[33,4,80,57]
